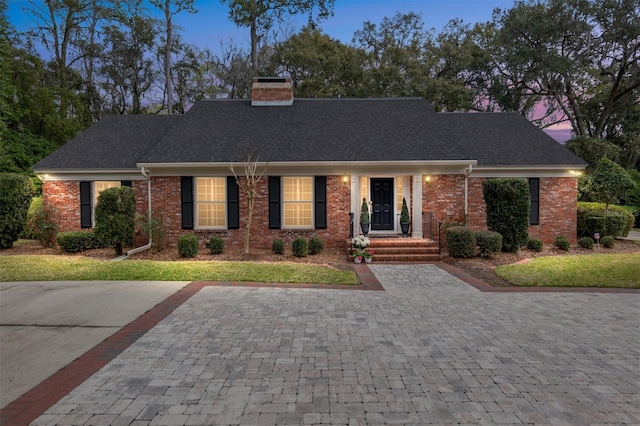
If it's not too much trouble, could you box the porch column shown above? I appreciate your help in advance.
[412,174,423,238]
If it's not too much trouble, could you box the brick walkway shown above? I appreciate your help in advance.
[9,264,640,425]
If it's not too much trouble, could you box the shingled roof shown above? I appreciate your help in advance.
[33,97,586,171]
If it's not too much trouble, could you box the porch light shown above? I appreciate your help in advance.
[570,170,582,176]
[342,175,350,186]
[424,175,432,183]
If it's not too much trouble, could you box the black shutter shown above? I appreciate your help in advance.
[80,181,92,228]
[529,178,540,225]
[314,176,327,229]
[120,180,132,187]
[181,176,194,229]
[269,176,281,229]
[227,176,240,229]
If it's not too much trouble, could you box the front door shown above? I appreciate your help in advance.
[371,178,394,230]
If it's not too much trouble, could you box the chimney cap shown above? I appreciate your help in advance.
[254,77,289,83]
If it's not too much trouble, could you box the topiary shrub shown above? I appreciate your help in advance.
[178,234,198,258]
[308,236,324,255]
[476,230,503,258]
[483,178,530,252]
[526,238,543,252]
[57,231,99,253]
[555,236,570,251]
[94,186,135,256]
[578,237,594,249]
[601,235,615,248]
[292,236,308,257]
[445,226,476,258]
[0,173,34,248]
[577,202,634,239]
[272,238,284,254]
[209,236,224,254]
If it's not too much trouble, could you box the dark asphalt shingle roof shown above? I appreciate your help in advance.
[33,97,586,171]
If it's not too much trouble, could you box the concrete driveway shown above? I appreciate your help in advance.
[0,280,187,409]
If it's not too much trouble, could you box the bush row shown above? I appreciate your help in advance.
[176,235,326,258]
[446,227,503,258]
[577,202,634,239]
[57,231,104,253]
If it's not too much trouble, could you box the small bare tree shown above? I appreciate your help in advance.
[230,147,268,254]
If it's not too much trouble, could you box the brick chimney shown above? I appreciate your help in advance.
[251,77,294,106]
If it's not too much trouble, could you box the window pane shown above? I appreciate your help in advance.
[283,177,313,227]
[284,203,313,227]
[197,204,226,227]
[396,178,403,212]
[196,177,226,228]
[94,181,120,204]
[197,177,225,202]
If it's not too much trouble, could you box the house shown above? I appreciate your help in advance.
[33,77,587,253]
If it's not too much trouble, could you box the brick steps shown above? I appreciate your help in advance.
[346,237,441,263]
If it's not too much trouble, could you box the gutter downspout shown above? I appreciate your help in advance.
[464,164,473,224]
[126,167,152,257]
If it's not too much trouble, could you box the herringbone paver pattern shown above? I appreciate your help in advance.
[32,265,639,425]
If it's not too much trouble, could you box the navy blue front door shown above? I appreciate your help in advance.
[371,178,394,230]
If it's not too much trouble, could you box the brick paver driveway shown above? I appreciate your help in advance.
[32,265,639,425]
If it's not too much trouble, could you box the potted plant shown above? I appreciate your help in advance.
[400,197,410,237]
[363,249,374,263]
[360,198,370,235]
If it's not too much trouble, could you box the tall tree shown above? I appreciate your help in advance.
[100,0,159,114]
[150,0,196,114]
[221,0,334,73]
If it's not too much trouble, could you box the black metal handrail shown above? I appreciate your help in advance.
[422,212,442,253]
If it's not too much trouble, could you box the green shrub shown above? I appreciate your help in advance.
[578,237,594,249]
[94,186,135,256]
[577,202,634,238]
[178,234,198,257]
[476,230,503,257]
[360,198,370,224]
[272,238,284,254]
[26,197,58,248]
[446,226,476,258]
[292,236,308,257]
[483,178,530,252]
[209,236,224,254]
[57,231,99,253]
[526,238,543,252]
[601,235,615,248]
[400,197,410,223]
[0,173,34,248]
[308,236,324,255]
[555,236,570,251]
[136,211,166,252]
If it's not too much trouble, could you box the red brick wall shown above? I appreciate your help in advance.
[152,175,351,250]
[423,176,578,244]
[42,181,82,232]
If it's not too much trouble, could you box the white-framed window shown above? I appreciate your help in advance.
[94,181,121,205]
[196,177,226,228]
[283,177,313,228]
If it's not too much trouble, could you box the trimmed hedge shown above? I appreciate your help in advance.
[209,237,224,254]
[555,236,570,251]
[272,239,284,254]
[0,173,34,248]
[483,178,530,252]
[57,231,100,253]
[578,237,594,249]
[526,238,543,252]
[476,231,503,257]
[577,202,634,238]
[178,234,198,258]
[308,236,324,255]
[601,235,615,248]
[292,236,308,257]
[446,226,476,258]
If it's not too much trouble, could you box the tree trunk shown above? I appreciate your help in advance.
[164,0,173,115]
[244,196,253,254]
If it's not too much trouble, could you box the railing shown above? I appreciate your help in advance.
[349,212,355,239]
[422,212,442,253]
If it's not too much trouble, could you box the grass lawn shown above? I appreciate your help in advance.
[0,255,359,285]
[495,252,640,288]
